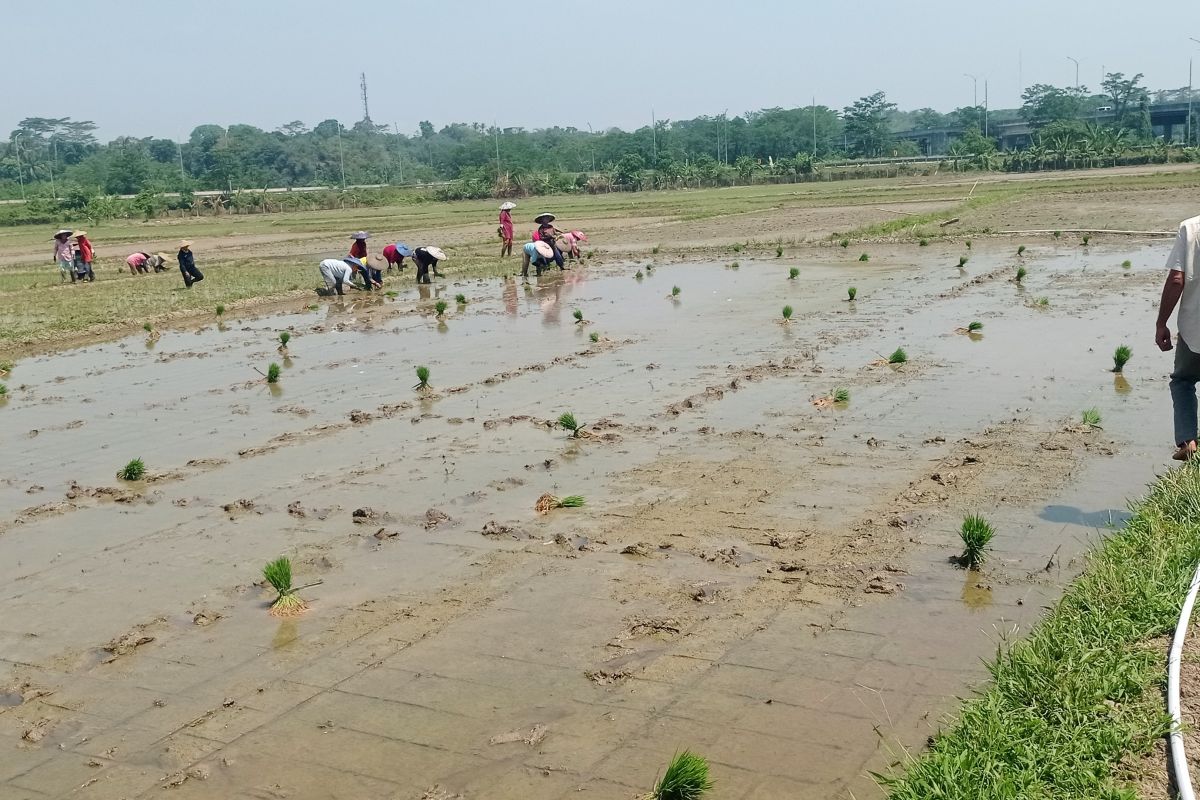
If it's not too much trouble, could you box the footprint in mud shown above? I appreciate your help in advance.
[222,499,261,520]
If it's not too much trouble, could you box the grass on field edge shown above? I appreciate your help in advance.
[881,461,1200,800]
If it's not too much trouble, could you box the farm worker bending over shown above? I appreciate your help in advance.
[126,252,151,275]
[1157,213,1200,461]
[522,241,555,278]
[177,240,204,288]
[412,246,446,284]
[74,232,96,282]
[381,243,413,272]
[147,253,170,272]
[52,229,74,283]
[320,256,362,296]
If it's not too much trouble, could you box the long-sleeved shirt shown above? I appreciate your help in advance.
[53,239,73,262]
[76,237,94,263]
[319,258,355,288]
[499,210,513,239]
[178,249,195,270]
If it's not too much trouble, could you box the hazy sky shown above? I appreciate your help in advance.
[4,0,1197,141]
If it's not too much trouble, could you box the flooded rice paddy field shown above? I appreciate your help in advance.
[0,242,1176,799]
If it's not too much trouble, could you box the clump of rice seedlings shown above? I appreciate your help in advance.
[414,365,431,390]
[266,362,281,383]
[215,304,225,316]
[958,256,969,268]
[671,286,681,297]
[143,322,152,333]
[775,245,783,258]
[1121,260,1132,269]
[589,331,600,343]
[557,495,585,508]
[732,243,743,253]
[573,308,585,324]
[435,300,448,317]
[1081,408,1102,427]
[781,305,794,321]
[118,458,146,481]
[0,360,12,376]
[858,253,870,262]
[965,240,972,249]
[1017,245,1026,256]
[385,290,398,298]
[650,751,714,800]
[1052,230,1062,239]
[535,493,586,512]
[788,267,799,280]
[558,412,585,437]
[278,331,290,348]
[1016,266,1027,283]
[847,286,857,301]
[263,556,308,617]
[729,261,739,269]
[1112,344,1132,373]
[455,293,467,305]
[967,321,983,332]
[958,514,995,569]
[307,303,319,310]
[0,383,7,398]
[833,387,850,404]
[1035,296,1050,307]
[888,347,908,364]
[919,238,929,247]
[1081,234,1091,246]
[652,245,661,255]
[635,270,644,280]
[586,249,596,258]
[839,238,849,248]
[645,264,654,272]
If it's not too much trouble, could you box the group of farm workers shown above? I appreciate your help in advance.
[51,230,203,288]
[497,202,588,278]
[318,232,446,296]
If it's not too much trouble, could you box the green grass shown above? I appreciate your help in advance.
[1082,234,1091,246]
[881,461,1200,799]
[0,360,11,374]
[833,387,850,403]
[651,751,714,800]
[278,330,290,347]
[958,514,995,569]
[434,300,448,316]
[839,238,850,248]
[788,267,799,280]
[671,285,681,297]
[888,347,907,364]
[557,495,586,508]
[1052,230,1062,239]
[858,253,870,262]
[415,365,430,389]
[782,305,793,321]
[558,412,584,437]
[967,321,983,332]
[589,331,600,343]
[118,457,146,481]
[1112,345,1132,373]
[266,362,281,383]
[732,243,742,253]
[1081,408,1102,427]
[1016,266,1027,283]
[455,293,467,305]
[847,286,857,301]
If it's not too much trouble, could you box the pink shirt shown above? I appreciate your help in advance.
[53,240,73,262]
[126,253,148,269]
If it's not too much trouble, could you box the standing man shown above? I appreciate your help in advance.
[1156,214,1200,461]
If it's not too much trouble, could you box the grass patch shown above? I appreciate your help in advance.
[919,238,929,247]
[888,347,907,364]
[1082,408,1102,427]
[1113,345,1132,373]
[118,457,146,481]
[650,750,714,800]
[880,462,1200,799]
[1035,296,1050,307]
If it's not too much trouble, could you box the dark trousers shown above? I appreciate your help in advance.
[550,244,564,269]
[181,263,204,287]
[1172,337,1200,445]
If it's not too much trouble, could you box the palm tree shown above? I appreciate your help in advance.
[945,141,969,172]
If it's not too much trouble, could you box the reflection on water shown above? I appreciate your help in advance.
[968,331,984,342]
[960,572,993,610]
[271,619,299,649]
[1039,504,1129,528]
[1114,374,1132,395]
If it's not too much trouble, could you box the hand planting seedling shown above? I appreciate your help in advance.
[558,412,585,438]
[573,308,586,324]
[781,305,793,322]
[118,458,146,481]
[1017,245,1026,256]
[858,253,870,262]
[1112,345,1132,373]
[888,347,908,364]
[648,751,714,800]
[262,556,309,617]
[266,363,281,383]
[1016,266,1027,284]
[414,365,431,391]
[788,267,799,280]
[455,293,467,305]
[958,514,995,569]
[847,286,857,301]
[589,332,600,343]
[435,300,448,317]
[534,493,586,512]
[1081,408,1102,427]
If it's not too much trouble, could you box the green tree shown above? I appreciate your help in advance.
[842,92,897,157]
[1020,84,1089,128]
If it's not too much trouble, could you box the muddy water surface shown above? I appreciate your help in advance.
[0,244,1176,799]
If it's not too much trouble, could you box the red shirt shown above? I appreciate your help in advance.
[382,244,403,264]
[349,240,367,259]
[499,210,513,239]
[76,237,94,262]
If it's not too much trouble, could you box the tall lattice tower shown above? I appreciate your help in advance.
[360,73,371,123]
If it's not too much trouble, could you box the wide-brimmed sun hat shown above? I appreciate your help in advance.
[534,241,554,259]
[499,201,516,211]
[351,231,369,240]
[395,243,413,258]
[425,246,447,261]
[156,253,170,260]
[74,230,88,238]
[534,213,555,224]
[570,230,587,242]
[53,229,73,238]
[179,240,193,248]
[343,256,364,268]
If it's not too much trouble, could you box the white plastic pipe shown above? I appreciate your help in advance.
[1169,559,1200,800]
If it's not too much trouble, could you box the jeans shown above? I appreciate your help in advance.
[1171,337,1200,445]
[180,263,204,287]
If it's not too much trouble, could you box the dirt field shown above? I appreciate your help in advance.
[0,169,1195,799]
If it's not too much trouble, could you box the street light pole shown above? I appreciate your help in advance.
[336,123,346,189]
[1190,38,1200,147]
[964,73,978,109]
[12,134,25,201]
[1067,56,1080,89]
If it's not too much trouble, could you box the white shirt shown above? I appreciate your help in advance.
[319,258,354,284]
[1167,215,1200,348]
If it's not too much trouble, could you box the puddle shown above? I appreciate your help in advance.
[0,692,22,707]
